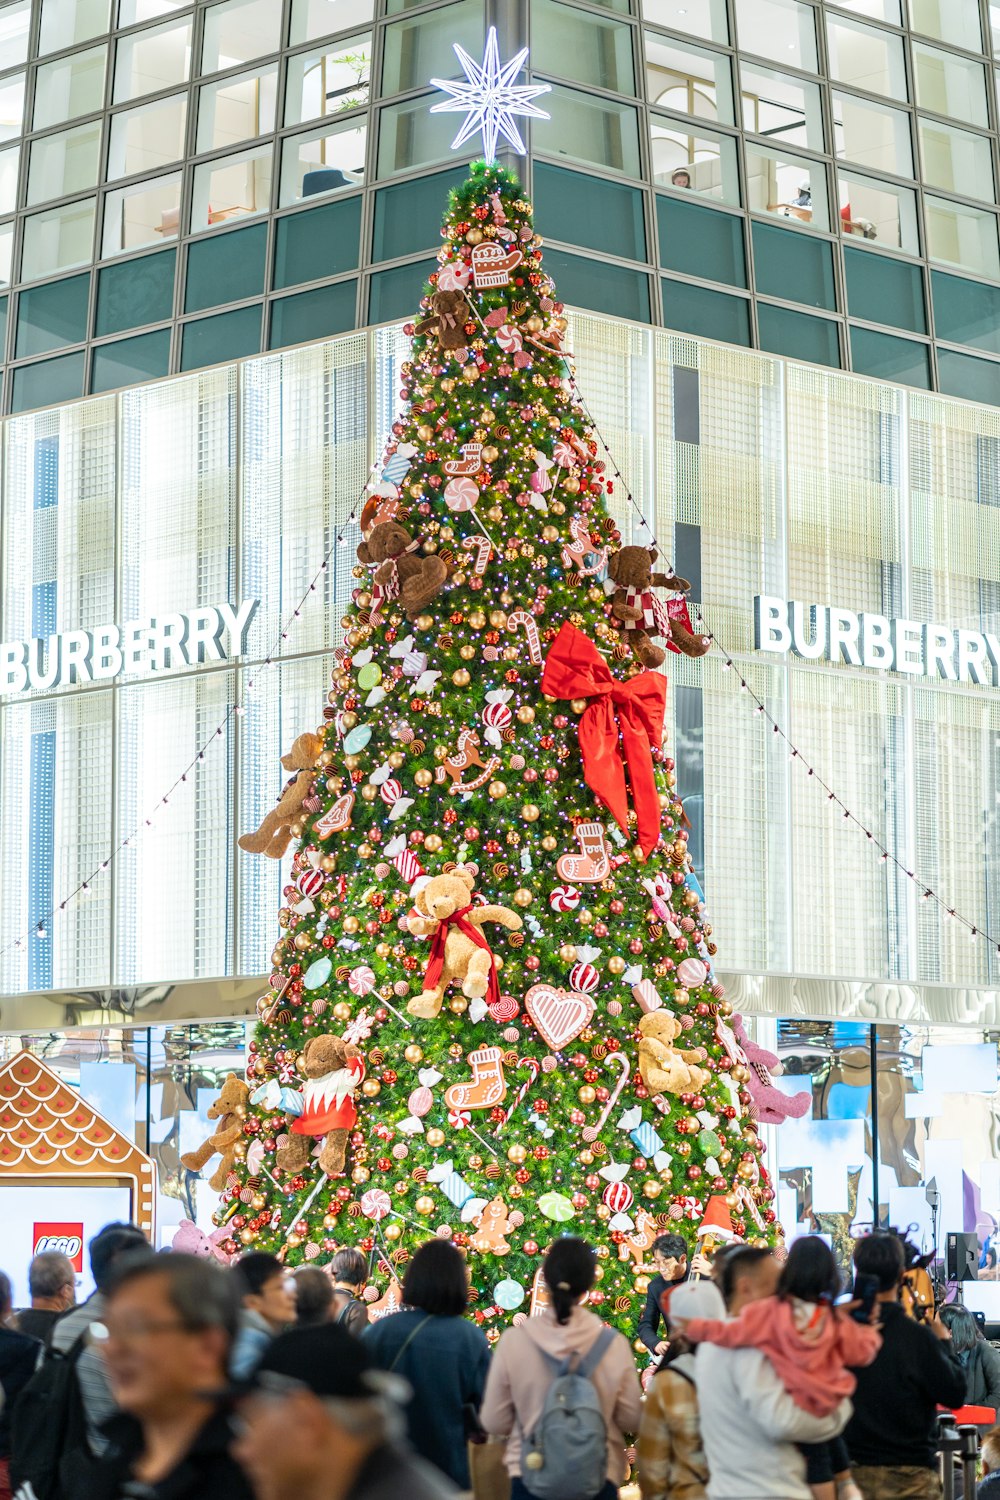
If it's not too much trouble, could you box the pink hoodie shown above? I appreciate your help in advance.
[685,1296,881,1418]
[480,1305,644,1481]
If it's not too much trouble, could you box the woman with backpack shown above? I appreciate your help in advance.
[328,1248,371,1337]
[480,1237,643,1500]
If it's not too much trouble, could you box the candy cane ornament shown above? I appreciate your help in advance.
[582,1053,631,1143]
[461,534,492,575]
[496,1057,540,1137]
[506,610,541,664]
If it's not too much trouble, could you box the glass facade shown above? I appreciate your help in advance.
[3,0,1000,408]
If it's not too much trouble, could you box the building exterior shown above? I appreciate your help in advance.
[4,0,1000,412]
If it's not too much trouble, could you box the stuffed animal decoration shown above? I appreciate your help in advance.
[180,1073,250,1191]
[731,1013,811,1126]
[606,546,710,667]
[356,519,448,620]
[171,1219,234,1264]
[415,289,471,351]
[407,866,523,1018]
[238,731,325,859]
[276,1033,365,1178]
[637,1010,711,1096]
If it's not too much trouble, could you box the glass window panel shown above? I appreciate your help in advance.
[0,295,7,354]
[832,91,912,177]
[644,33,733,123]
[279,120,366,205]
[38,0,110,54]
[753,220,836,308]
[103,172,181,254]
[269,279,355,348]
[540,245,651,320]
[829,0,899,19]
[925,195,1000,278]
[837,169,919,253]
[185,221,266,310]
[661,276,750,342]
[534,83,641,176]
[290,0,375,43]
[0,223,12,285]
[34,47,107,129]
[740,62,823,150]
[27,122,102,206]
[913,43,988,127]
[10,351,85,412]
[273,194,362,286]
[377,94,470,175]
[826,17,907,100]
[534,0,635,95]
[118,0,191,21]
[919,119,994,202]
[371,165,464,262]
[190,145,273,232]
[649,114,739,202]
[0,144,17,214]
[22,199,96,279]
[91,328,170,392]
[932,268,1000,354]
[179,304,260,369]
[850,325,931,387]
[95,248,176,335]
[758,303,841,366]
[109,93,188,178]
[284,36,371,125]
[202,0,281,74]
[16,272,89,357]
[381,3,483,97]
[367,255,435,323]
[937,348,1000,405]
[735,0,816,71]
[911,0,981,52]
[657,195,746,285]
[746,144,829,230]
[0,73,24,142]
[642,0,728,43]
[845,246,926,333]
[0,2,30,70]
[113,18,191,102]
[534,162,646,262]
[197,65,277,151]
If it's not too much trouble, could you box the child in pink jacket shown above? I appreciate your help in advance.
[683,1236,880,1500]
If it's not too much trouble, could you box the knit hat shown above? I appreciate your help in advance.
[664,1278,726,1330]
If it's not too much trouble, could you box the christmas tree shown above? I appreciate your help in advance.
[212,62,780,1340]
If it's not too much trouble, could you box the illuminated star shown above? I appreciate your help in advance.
[430,26,551,164]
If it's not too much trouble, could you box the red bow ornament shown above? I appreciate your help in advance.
[540,622,667,859]
[422,903,501,1008]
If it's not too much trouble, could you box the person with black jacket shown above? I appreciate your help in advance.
[939,1304,1000,1415]
[329,1249,371,1338]
[638,1234,689,1356]
[0,1270,41,1500]
[844,1232,967,1500]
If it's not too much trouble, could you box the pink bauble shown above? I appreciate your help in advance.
[607,999,623,1017]
[503,1026,520,1043]
[676,957,708,988]
[409,1086,433,1117]
[508,1209,525,1228]
[444,477,480,511]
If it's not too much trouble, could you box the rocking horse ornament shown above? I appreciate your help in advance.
[434,727,501,792]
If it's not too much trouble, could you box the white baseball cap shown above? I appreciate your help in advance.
[665,1279,726,1330]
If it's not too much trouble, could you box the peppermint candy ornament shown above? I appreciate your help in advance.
[602,1180,634,1215]
[361,1188,392,1221]
[297,868,325,898]
[569,961,599,994]
[349,965,376,996]
[379,778,403,806]
[444,477,479,512]
[549,885,580,912]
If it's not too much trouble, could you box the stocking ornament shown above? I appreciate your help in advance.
[444,1046,508,1110]
[556,821,611,883]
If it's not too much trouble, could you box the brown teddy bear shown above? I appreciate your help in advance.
[637,1010,711,1096]
[407,867,523,1018]
[180,1073,249,1192]
[238,730,324,859]
[356,519,448,620]
[606,545,710,667]
[276,1033,365,1178]
[416,289,471,351]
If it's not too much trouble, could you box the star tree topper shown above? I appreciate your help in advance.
[430,26,552,165]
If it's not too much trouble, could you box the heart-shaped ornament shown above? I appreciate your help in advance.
[524,984,595,1051]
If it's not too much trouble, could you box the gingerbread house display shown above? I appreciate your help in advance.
[0,1050,156,1239]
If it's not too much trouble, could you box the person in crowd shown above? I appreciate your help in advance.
[939,1303,1000,1413]
[979,1425,1000,1496]
[330,1249,371,1337]
[294,1267,335,1328]
[78,1250,253,1500]
[639,1233,690,1357]
[362,1237,489,1489]
[676,1242,851,1500]
[844,1231,966,1500]
[231,1324,457,1500]
[983,1249,1000,1282]
[231,1253,297,1378]
[671,167,692,188]
[14,1250,76,1342]
[0,1270,41,1500]
[481,1236,643,1500]
[684,1235,879,1500]
[51,1221,149,1458]
[637,1278,715,1500]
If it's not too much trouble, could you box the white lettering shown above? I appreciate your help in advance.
[829,608,862,666]
[60,629,91,686]
[27,637,59,691]
[985,634,1000,681]
[185,607,224,664]
[861,614,894,670]
[217,598,259,655]
[122,621,153,673]
[958,630,991,685]
[91,625,123,681]
[892,620,925,675]
[0,641,27,693]
[924,624,957,683]
[754,595,790,653]
[149,613,187,672]
[790,602,827,660]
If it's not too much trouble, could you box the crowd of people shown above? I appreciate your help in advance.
[0,1219,993,1500]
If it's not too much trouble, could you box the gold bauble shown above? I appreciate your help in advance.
[294,932,312,951]
[425,833,443,852]
[608,956,626,975]
[344,754,360,771]
[334,1001,352,1021]
[513,888,533,907]
[323,1213,338,1229]
[361,783,378,801]
[352,1166,371,1183]
[449,996,468,1014]
[384,1222,401,1241]
[564,475,581,494]
[482,445,499,462]
[388,751,405,769]
[738,1161,756,1180]
[643,1179,662,1199]
[427,1128,445,1147]
[578,910,593,927]
[416,1195,435,1215]
[507,1144,528,1164]
[343,916,360,934]
[460,644,476,660]
[361,1079,381,1098]
[570,698,588,714]
[414,768,433,788]
[522,803,540,821]
[461,365,479,383]
[452,668,471,687]
[469,612,487,630]
[676,1141,691,1157]
[404,1044,424,1064]
[487,505,503,522]
[466,227,484,244]
[375,942,391,959]
[525,315,543,333]
[634,1274,650,1294]
[596,1203,610,1220]
[541,835,557,852]
[251,1193,266,1210]
[719,1148,732,1166]
[489,610,507,628]
[579,1085,597,1105]
[517,705,536,724]
[731,1064,750,1084]
[579,1149,594,1166]
[541,525,559,542]
[415,614,433,631]
[417,424,433,441]
[488,780,507,799]
[559,943,578,962]
[321,854,336,872]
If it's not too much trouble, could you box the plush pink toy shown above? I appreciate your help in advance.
[171,1218,234,1265]
[731,1013,811,1126]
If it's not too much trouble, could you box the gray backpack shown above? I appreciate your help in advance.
[518,1325,616,1500]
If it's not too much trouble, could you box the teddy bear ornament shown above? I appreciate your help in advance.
[606,545,711,668]
[407,866,523,1019]
[356,514,448,620]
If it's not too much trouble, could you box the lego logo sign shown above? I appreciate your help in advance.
[34,1224,84,1271]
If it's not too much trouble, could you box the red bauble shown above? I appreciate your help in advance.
[524,1241,539,1255]
[687,1165,702,1181]
[602,1180,634,1214]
